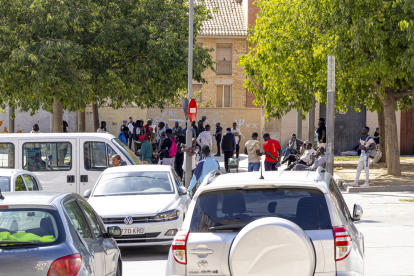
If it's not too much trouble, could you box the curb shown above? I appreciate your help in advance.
[334,173,414,193]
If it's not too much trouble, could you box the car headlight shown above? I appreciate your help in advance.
[154,210,180,222]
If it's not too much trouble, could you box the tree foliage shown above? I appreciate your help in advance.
[0,0,214,113]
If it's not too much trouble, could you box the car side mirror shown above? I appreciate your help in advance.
[352,204,363,221]
[83,189,92,199]
[179,186,187,195]
[107,226,122,238]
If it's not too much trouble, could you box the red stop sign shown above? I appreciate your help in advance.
[188,99,197,122]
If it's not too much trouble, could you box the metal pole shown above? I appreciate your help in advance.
[185,0,194,188]
[296,109,302,139]
[326,55,335,175]
[8,106,14,133]
[308,97,315,144]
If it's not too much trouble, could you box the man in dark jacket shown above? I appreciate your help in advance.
[198,116,207,134]
[221,128,236,173]
[284,133,304,157]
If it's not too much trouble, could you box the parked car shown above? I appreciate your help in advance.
[86,165,190,246]
[0,191,122,276]
[166,168,365,276]
[0,133,141,195]
[0,169,42,192]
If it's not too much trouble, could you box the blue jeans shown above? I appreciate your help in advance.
[284,148,292,157]
[248,162,260,172]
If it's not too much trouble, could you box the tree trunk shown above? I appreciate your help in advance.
[92,102,99,132]
[8,106,15,133]
[380,88,401,176]
[53,97,63,133]
[77,110,86,132]
[377,109,386,163]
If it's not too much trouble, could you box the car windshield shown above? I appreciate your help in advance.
[112,139,141,165]
[0,208,64,247]
[190,188,332,232]
[93,171,174,196]
[0,177,10,192]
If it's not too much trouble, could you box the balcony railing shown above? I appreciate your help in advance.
[216,60,232,75]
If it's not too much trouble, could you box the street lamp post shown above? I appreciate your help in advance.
[185,0,194,188]
[326,55,335,175]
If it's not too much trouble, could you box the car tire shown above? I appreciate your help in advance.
[229,217,316,276]
[116,259,122,276]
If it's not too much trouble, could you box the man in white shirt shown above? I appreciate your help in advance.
[231,122,242,158]
[347,126,376,188]
[285,143,315,170]
[293,147,326,171]
[196,124,212,160]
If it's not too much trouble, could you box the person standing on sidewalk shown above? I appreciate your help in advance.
[30,124,41,133]
[244,132,261,172]
[128,117,136,149]
[316,118,326,148]
[347,126,376,188]
[198,116,207,134]
[157,122,166,147]
[160,129,176,166]
[188,146,220,196]
[138,135,153,164]
[231,122,242,158]
[263,133,281,171]
[97,121,107,133]
[197,125,212,160]
[214,122,223,156]
[222,128,236,173]
[118,126,129,146]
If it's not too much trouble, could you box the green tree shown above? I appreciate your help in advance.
[241,0,414,175]
[0,0,214,132]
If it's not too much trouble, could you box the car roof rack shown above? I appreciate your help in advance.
[205,170,222,185]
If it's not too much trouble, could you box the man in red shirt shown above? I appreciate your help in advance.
[263,133,282,171]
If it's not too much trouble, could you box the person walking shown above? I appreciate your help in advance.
[197,124,212,160]
[263,133,281,171]
[222,128,236,173]
[97,121,107,133]
[118,126,129,146]
[138,135,153,164]
[198,116,207,134]
[160,129,177,166]
[231,122,242,158]
[285,143,315,171]
[188,146,220,195]
[347,126,376,188]
[244,132,262,172]
[127,117,136,150]
[316,118,326,149]
[30,124,41,133]
[214,122,223,156]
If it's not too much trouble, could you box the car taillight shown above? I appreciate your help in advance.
[172,229,189,264]
[333,226,352,261]
[47,254,82,276]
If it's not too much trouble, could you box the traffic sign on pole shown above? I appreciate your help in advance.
[188,99,197,122]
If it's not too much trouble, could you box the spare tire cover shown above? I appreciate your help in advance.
[229,217,315,276]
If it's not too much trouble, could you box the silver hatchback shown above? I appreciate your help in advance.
[166,168,365,276]
[0,191,123,276]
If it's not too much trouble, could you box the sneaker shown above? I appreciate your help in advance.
[360,182,369,188]
[347,182,358,187]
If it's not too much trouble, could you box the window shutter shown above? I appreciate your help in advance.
[216,44,232,61]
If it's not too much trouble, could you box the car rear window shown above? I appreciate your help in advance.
[190,188,332,232]
[0,209,64,247]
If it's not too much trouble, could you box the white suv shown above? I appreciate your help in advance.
[166,168,364,276]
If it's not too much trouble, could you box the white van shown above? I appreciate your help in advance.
[0,133,141,195]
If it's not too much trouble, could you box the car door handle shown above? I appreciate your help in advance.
[80,175,88,182]
[190,249,214,255]
[67,175,75,183]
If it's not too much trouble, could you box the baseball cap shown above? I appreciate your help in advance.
[123,120,127,123]
[139,135,147,140]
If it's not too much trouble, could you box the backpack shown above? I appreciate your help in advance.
[168,137,177,157]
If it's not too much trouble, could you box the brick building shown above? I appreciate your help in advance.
[194,0,259,108]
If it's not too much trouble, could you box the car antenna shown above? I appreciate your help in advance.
[0,189,4,200]
[259,159,264,179]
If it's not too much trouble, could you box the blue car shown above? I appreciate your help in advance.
[0,191,122,276]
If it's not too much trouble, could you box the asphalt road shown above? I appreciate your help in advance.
[121,190,414,276]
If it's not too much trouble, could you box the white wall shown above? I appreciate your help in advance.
[366,110,401,149]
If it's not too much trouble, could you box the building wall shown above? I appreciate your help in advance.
[366,110,401,150]
[196,37,248,108]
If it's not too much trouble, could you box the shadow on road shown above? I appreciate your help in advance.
[121,245,170,262]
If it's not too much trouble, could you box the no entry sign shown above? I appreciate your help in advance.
[188,99,197,122]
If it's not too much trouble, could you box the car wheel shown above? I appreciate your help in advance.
[116,259,122,276]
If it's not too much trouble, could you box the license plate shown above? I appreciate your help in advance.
[121,227,145,235]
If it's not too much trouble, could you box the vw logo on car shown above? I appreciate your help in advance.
[124,216,134,225]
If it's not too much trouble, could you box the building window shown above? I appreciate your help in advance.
[193,84,202,102]
[216,44,232,75]
[216,85,232,107]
